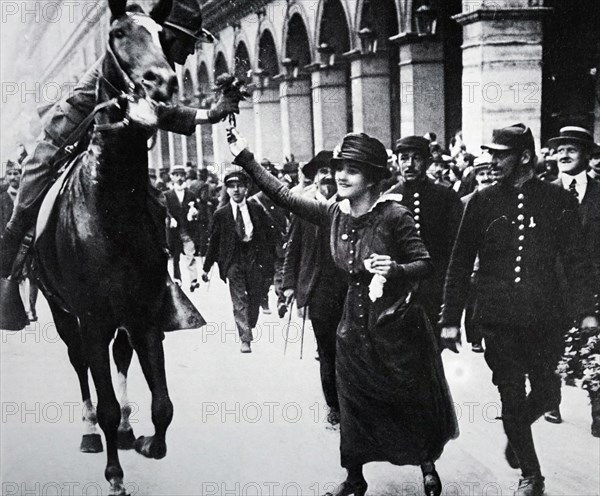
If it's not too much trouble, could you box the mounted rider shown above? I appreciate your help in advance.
[0,0,242,329]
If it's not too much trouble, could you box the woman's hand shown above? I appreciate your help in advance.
[227,127,249,158]
[368,254,398,278]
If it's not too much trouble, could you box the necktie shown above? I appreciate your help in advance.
[235,205,246,241]
[569,178,578,199]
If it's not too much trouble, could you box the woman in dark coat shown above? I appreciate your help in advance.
[229,130,458,496]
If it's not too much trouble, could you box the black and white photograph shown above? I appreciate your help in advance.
[1,1,599,495]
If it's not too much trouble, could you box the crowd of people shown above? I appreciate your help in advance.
[0,0,599,495]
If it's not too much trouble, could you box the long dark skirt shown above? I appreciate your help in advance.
[336,302,458,467]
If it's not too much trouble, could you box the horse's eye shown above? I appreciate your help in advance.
[113,29,125,39]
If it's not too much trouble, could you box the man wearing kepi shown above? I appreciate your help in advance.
[440,123,599,496]
[0,0,240,329]
[387,136,463,332]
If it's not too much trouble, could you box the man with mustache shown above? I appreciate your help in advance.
[441,123,598,496]
[387,136,463,335]
[543,126,600,427]
[282,151,347,426]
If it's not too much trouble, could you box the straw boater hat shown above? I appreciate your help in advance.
[547,126,595,152]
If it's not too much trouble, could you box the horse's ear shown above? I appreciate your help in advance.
[109,0,127,20]
[149,0,173,25]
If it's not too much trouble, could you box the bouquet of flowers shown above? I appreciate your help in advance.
[558,325,600,393]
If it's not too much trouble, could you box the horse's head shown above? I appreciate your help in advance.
[101,0,177,130]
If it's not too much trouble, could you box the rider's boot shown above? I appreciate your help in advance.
[0,227,28,330]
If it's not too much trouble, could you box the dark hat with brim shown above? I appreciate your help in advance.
[164,0,214,43]
[331,133,391,180]
[547,126,595,152]
[481,123,535,152]
[394,136,431,157]
[472,152,492,171]
[302,150,333,180]
[224,169,250,185]
[170,165,186,174]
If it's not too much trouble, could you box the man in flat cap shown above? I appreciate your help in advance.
[441,123,599,496]
[387,136,463,335]
[201,169,273,353]
[282,151,347,425]
[0,0,242,329]
[544,126,600,428]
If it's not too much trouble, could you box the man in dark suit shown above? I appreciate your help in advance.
[165,165,199,291]
[387,136,463,332]
[441,123,599,496]
[282,151,347,425]
[201,170,272,353]
[543,126,600,425]
[249,162,289,318]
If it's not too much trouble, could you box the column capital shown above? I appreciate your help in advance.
[453,7,552,26]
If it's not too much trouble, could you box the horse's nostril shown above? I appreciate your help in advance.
[143,71,158,82]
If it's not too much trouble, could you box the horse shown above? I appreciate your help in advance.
[32,0,198,493]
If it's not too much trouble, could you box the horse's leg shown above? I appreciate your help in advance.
[131,329,173,459]
[112,328,136,450]
[85,322,128,496]
[47,300,103,453]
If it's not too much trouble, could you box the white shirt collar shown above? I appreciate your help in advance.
[230,198,247,214]
[560,169,588,188]
[338,193,403,215]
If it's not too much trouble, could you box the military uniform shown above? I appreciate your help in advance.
[441,176,596,480]
[387,178,463,328]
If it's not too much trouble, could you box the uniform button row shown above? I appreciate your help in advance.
[518,214,525,221]
[414,208,421,214]
[415,223,421,229]
[518,203,524,209]
[518,224,525,230]
[514,266,521,273]
[518,245,523,251]
[518,193,525,200]
[519,235,525,241]
[414,200,420,207]
[516,256,522,262]
[414,193,420,199]
[515,277,521,283]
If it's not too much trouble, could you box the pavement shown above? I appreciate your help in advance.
[1,268,599,496]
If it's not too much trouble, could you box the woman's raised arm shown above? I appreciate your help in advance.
[229,129,328,225]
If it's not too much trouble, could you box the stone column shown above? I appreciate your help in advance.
[280,75,314,162]
[454,6,551,152]
[311,64,349,151]
[253,82,283,163]
[396,34,446,146]
[350,52,392,147]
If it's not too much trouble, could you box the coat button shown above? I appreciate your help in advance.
[415,214,420,222]
[341,234,349,241]
[415,223,421,229]
[350,250,355,254]
[515,277,521,283]
[518,193,525,200]
[516,256,522,262]
[414,192,420,198]
[349,260,353,265]
[414,200,420,206]
[517,214,525,221]
[518,203,524,209]
[414,207,421,214]
[518,235,525,241]
[518,245,524,251]
[518,224,525,230]
[515,266,521,273]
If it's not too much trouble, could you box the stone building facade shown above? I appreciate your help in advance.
[2,0,598,174]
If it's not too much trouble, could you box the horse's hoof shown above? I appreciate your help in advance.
[117,428,136,450]
[134,435,166,459]
[80,433,103,453]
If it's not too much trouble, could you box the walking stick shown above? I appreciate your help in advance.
[299,307,307,360]
[283,299,295,356]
